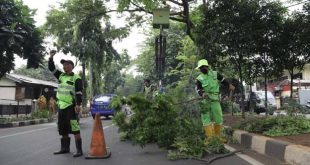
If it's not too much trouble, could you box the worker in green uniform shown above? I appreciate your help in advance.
[49,50,83,157]
[195,59,235,141]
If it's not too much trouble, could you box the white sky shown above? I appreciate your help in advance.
[16,0,147,73]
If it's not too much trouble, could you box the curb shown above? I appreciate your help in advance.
[80,113,90,118]
[0,118,54,128]
[0,114,89,128]
[233,130,310,165]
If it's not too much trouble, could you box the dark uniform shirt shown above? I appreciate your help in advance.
[48,58,83,106]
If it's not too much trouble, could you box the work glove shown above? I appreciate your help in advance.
[202,93,208,99]
[75,105,81,113]
[229,84,235,91]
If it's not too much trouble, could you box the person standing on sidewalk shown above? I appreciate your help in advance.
[195,59,235,142]
[49,50,83,157]
[48,96,57,115]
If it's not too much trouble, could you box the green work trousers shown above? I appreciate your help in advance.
[200,99,223,126]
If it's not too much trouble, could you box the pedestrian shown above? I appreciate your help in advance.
[49,50,83,157]
[48,96,56,115]
[195,59,235,142]
[48,96,57,116]
[37,95,47,111]
[143,79,156,99]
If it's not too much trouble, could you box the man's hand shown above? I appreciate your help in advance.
[229,84,235,91]
[75,105,81,113]
[202,93,208,99]
[50,50,56,58]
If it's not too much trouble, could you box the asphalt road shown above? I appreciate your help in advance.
[0,117,285,165]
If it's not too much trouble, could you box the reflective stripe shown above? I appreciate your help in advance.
[58,85,75,90]
[57,73,81,109]
[76,91,82,95]
[70,120,80,132]
[57,91,73,95]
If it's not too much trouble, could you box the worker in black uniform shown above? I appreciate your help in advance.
[49,50,83,157]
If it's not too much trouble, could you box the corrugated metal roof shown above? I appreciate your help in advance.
[6,73,58,88]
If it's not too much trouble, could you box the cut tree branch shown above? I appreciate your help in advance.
[130,2,152,14]
[169,16,185,23]
[168,0,183,6]
[170,11,183,16]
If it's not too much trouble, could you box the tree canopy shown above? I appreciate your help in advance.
[0,0,45,77]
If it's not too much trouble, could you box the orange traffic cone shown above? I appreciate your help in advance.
[85,113,111,159]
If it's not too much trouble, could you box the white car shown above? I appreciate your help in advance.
[249,91,276,115]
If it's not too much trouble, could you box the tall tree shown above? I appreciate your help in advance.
[13,61,58,82]
[103,50,130,94]
[44,0,128,106]
[0,0,45,77]
[274,4,310,98]
[194,0,286,117]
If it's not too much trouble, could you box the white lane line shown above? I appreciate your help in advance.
[0,123,114,140]
[0,126,56,139]
[103,124,115,130]
[225,145,265,165]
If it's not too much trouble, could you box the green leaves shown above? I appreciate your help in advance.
[44,0,131,95]
[238,116,310,136]
[112,89,230,159]
[0,0,45,77]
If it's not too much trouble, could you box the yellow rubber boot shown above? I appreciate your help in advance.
[214,124,226,143]
[204,125,214,140]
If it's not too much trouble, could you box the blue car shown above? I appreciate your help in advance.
[90,94,116,119]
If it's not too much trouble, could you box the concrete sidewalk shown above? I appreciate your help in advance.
[233,130,310,165]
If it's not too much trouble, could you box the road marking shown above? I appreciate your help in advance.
[225,145,264,165]
[0,122,114,140]
[103,124,114,130]
[0,126,56,139]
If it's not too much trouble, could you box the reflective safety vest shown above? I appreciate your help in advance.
[56,73,80,109]
[196,70,220,101]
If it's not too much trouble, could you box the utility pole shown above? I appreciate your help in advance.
[153,7,170,92]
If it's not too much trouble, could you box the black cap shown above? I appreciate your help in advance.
[60,59,74,67]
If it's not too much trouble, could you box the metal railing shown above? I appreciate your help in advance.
[0,104,32,117]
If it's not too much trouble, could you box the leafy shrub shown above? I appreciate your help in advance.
[237,116,310,136]
[32,109,50,119]
[281,98,308,115]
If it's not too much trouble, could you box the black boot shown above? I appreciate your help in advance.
[54,137,70,154]
[73,139,83,157]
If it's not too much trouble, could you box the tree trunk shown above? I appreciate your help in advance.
[182,0,193,40]
[290,71,294,98]
[264,65,268,116]
[89,59,93,99]
[249,66,253,115]
[82,61,87,108]
[238,63,245,119]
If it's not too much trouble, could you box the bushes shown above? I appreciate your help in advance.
[31,109,50,119]
[0,109,51,124]
[237,116,310,136]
